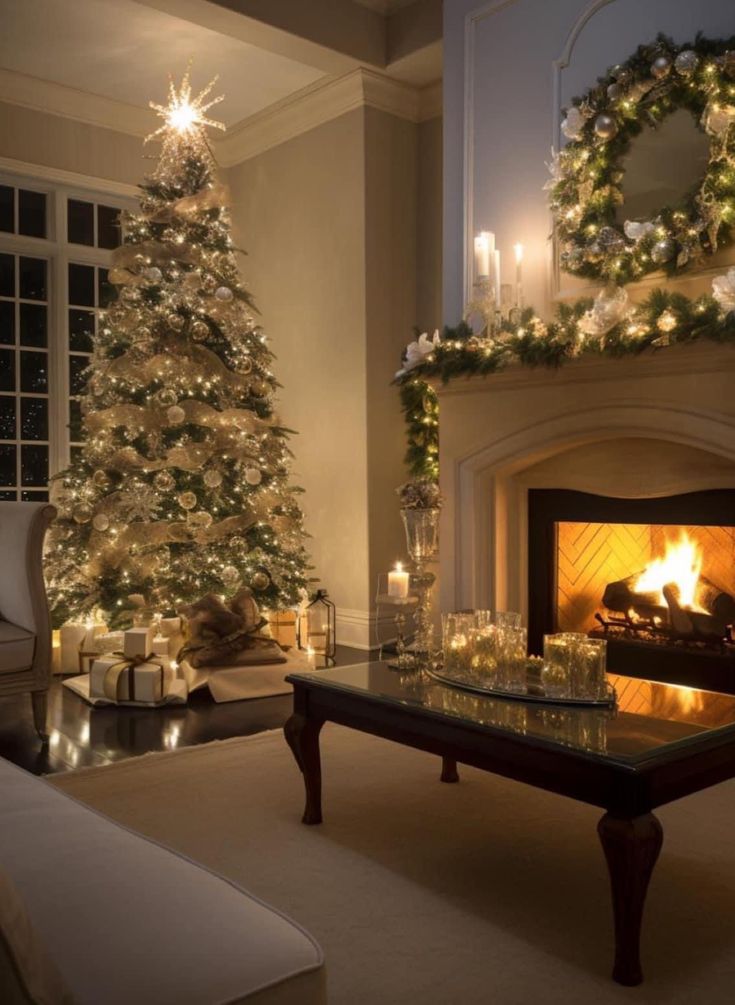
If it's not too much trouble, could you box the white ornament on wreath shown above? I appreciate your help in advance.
[577,286,631,339]
[712,267,735,314]
[396,329,441,376]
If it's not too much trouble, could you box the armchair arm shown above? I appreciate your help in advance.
[0,503,56,644]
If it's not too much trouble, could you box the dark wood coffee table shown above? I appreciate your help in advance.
[284,663,735,986]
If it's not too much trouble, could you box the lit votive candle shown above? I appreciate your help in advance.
[388,561,410,599]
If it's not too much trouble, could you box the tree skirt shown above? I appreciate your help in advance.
[50,726,735,1004]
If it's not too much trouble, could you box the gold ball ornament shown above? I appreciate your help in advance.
[178,491,197,510]
[251,571,270,591]
[167,313,185,331]
[250,379,269,398]
[154,470,176,492]
[92,513,110,532]
[166,405,186,426]
[674,50,699,76]
[651,237,676,264]
[244,467,262,486]
[92,469,110,489]
[73,505,93,524]
[593,113,618,140]
[203,469,223,488]
[238,357,253,375]
[215,286,233,302]
[651,55,672,78]
[191,320,209,341]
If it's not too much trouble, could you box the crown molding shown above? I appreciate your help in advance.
[219,68,442,166]
[0,69,151,137]
[0,65,442,171]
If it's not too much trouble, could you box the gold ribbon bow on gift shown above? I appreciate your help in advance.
[178,588,284,668]
[103,652,165,703]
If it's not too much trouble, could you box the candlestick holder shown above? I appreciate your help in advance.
[400,507,440,674]
[464,278,499,336]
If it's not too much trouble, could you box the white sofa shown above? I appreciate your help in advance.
[0,756,326,1004]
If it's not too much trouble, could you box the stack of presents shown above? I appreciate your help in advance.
[57,589,310,707]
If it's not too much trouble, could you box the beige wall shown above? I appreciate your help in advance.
[416,116,442,331]
[0,101,145,185]
[227,110,372,621]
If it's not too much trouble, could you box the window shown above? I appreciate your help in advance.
[0,174,133,499]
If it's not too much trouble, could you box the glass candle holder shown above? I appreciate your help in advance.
[500,625,527,693]
[542,634,573,699]
[571,637,608,700]
[442,613,474,674]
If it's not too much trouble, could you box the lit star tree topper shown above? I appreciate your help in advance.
[45,70,311,627]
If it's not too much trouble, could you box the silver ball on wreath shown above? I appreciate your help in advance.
[191,320,209,341]
[244,467,262,486]
[651,55,672,79]
[674,50,699,76]
[143,266,162,283]
[651,237,676,264]
[178,491,197,511]
[597,226,626,253]
[167,313,185,332]
[594,113,618,141]
[166,404,186,426]
[251,571,270,591]
[92,513,110,532]
[614,67,633,86]
[606,82,622,102]
[215,286,233,302]
[203,469,223,488]
[154,470,175,492]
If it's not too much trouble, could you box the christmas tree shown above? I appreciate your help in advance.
[46,71,310,627]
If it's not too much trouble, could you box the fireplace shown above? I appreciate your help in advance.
[528,489,735,693]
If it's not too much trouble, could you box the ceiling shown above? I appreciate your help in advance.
[0,0,326,128]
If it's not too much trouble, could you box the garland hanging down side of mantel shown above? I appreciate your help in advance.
[396,277,735,480]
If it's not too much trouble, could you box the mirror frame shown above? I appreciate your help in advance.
[548,33,735,285]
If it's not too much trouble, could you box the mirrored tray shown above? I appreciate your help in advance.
[427,663,617,709]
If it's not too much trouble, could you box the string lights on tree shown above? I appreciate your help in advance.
[46,68,310,627]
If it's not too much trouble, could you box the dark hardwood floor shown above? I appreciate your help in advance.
[0,646,371,776]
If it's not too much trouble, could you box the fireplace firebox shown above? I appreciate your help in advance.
[528,489,735,693]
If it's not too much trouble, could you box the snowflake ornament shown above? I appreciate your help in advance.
[117,485,162,522]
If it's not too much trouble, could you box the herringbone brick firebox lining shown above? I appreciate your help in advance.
[556,523,735,634]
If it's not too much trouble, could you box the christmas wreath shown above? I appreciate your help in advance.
[548,34,735,284]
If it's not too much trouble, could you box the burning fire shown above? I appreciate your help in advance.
[634,531,705,612]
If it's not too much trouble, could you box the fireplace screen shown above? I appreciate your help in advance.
[556,522,735,643]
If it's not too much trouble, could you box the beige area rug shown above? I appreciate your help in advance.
[51,726,735,1004]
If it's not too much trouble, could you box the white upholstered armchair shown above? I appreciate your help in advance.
[0,503,56,740]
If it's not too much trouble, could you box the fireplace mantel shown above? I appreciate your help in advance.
[436,342,735,619]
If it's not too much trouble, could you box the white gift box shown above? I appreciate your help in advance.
[152,635,170,657]
[90,656,172,704]
[59,621,108,674]
[158,617,182,636]
[123,626,155,660]
[89,631,125,655]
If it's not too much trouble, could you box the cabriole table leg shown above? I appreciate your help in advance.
[598,811,663,986]
[284,713,324,825]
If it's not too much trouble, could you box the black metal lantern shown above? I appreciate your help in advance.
[298,589,336,666]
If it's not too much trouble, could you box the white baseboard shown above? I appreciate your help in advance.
[335,607,400,651]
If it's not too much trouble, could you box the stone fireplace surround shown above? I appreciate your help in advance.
[436,343,735,639]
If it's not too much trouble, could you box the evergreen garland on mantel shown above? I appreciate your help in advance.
[396,284,735,480]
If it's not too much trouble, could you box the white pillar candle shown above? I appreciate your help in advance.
[513,243,524,308]
[493,249,501,302]
[388,561,410,598]
[473,231,493,279]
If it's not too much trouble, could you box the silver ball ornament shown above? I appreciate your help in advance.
[594,113,618,140]
[215,286,233,302]
[674,50,699,76]
[167,313,185,331]
[154,471,175,492]
[92,513,110,532]
[606,82,622,102]
[191,320,209,341]
[143,266,162,283]
[166,404,186,426]
[651,237,676,264]
[651,55,672,79]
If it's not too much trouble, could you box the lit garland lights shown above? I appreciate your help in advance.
[396,281,735,479]
[46,71,311,628]
[549,33,735,285]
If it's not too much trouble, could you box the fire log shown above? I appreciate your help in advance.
[603,573,735,622]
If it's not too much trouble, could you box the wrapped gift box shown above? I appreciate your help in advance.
[123,626,155,659]
[267,610,298,648]
[90,656,172,704]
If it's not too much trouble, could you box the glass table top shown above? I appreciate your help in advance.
[289,662,735,764]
